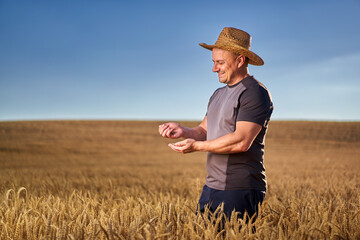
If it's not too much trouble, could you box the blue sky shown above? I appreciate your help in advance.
[1,0,359,121]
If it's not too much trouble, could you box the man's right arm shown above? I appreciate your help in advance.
[158,116,207,141]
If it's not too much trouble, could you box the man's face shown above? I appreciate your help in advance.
[212,48,239,85]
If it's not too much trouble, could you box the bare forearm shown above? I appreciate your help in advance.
[182,126,207,141]
[194,132,250,154]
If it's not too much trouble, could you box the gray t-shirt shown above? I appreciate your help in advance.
[206,76,273,191]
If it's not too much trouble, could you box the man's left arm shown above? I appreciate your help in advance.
[168,121,262,154]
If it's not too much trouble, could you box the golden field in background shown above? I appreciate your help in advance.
[0,120,359,239]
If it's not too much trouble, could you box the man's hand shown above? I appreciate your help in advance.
[158,122,185,139]
[168,139,197,153]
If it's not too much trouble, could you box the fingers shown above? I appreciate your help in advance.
[158,123,166,133]
[158,123,168,136]
[168,143,181,152]
[168,142,186,153]
[168,139,195,154]
[159,124,173,138]
[158,123,179,138]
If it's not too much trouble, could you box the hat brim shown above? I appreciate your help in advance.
[199,43,264,66]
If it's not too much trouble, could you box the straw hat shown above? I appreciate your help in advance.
[199,27,264,66]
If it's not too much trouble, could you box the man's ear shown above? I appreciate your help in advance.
[236,55,246,68]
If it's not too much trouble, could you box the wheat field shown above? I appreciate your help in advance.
[0,120,359,239]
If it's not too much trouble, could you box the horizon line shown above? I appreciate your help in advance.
[0,117,359,123]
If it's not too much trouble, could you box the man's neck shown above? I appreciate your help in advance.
[227,71,250,86]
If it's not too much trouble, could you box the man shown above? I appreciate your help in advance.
[158,27,273,221]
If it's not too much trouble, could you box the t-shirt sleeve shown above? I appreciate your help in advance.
[236,86,273,126]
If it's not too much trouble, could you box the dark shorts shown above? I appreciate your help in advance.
[198,184,265,220]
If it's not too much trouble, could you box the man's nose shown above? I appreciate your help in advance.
[212,64,218,72]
